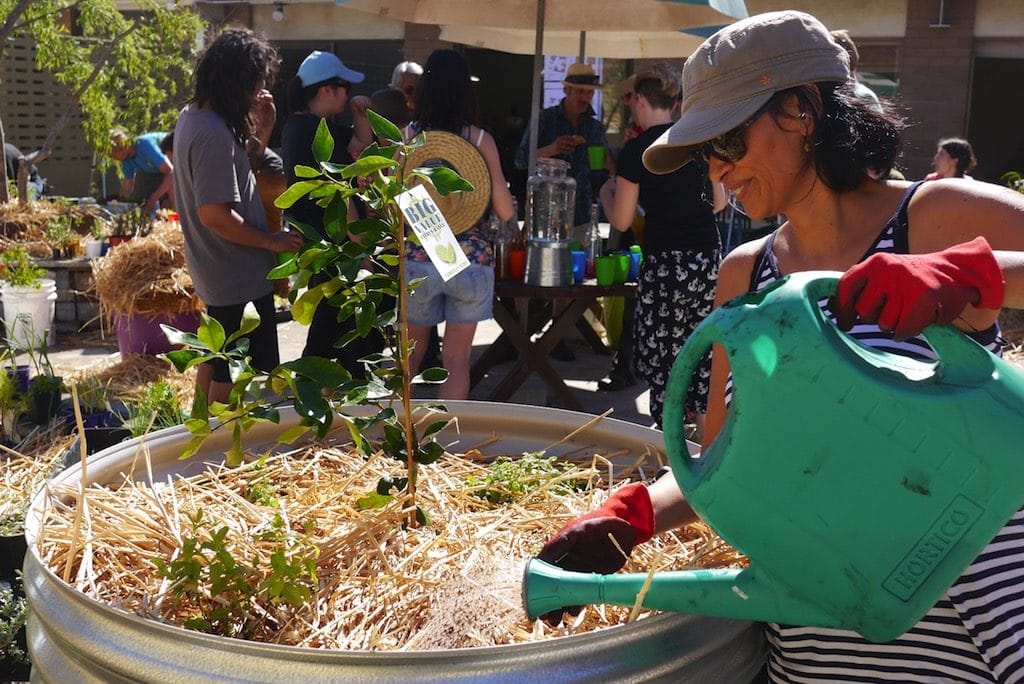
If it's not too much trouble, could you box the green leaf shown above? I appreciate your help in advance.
[356,491,392,510]
[323,194,348,242]
[293,164,322,179]
[342,156,398,179]
[291,287,326,326]
[196,315,227,353]
[360,141,398,160]
[312,118,335,163]
[281,356,351,388]
[368,110,404,145]
[275,180,324,209]
[417,367,449,383]
[277,425,310,444]
[413,166,474,195]
[225,302,261,346]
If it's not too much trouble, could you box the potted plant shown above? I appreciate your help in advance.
[0,578,29,682]
[23,115,763,680]
[0,245,56,352]
[107,205,151,249]
[121,378,181,437]
[85,218,108,258]
[44,216,74,259]
[91,222,203,355]
[21,331,61,425]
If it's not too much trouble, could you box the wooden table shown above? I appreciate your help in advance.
[470,280,636,411]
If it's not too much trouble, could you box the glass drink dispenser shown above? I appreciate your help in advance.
[524,159,576,286]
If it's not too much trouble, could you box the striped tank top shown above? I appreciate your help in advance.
[746,182,1024,682]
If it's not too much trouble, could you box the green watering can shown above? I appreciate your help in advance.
[524,271,1024,642]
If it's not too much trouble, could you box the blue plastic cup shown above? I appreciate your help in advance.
[571,250,586,283]
[628,251,641,281]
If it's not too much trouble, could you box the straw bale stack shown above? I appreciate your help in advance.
[91,222,202,320]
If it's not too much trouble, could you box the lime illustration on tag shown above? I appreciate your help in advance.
[397,185,470,282]
[434,243,458,264]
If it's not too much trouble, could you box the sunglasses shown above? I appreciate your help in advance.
[693,101,772,164]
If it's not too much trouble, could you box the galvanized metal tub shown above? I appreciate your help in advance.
[25,401,766,682]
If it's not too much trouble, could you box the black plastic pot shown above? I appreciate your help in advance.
[27,376,62,425]
[0,532,27,588]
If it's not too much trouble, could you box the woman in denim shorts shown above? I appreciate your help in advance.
[404,49,515,399]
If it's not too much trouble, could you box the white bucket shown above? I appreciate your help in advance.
[1,278,57,350]
[84,240,104,258]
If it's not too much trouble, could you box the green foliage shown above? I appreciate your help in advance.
[466,452,579,505]
[0,1,205,185]
[45,215,73,249]
[123,379,182,437]
[0,245,45,288]
[153,509,318,639]
[162,112,474,517]
[74,376,110,415]
[0,579,28,666]
[110,206,152,238]
[1001,171,1024,194]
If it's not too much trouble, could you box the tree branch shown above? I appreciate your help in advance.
[25,16,143,171]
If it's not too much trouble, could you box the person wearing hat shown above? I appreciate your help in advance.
[598,64,727,429]
[513,61,615,230]
[616,73,644,142]
[281,50,388,376]
[536,11,1024,680]
[404,49,515,401]
[172,28,305,405]
[514,61,615,361]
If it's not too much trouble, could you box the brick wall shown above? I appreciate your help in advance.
[898,0,977,178]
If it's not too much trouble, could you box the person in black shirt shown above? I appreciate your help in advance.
[599,64,726,432]
[280,50,383,375]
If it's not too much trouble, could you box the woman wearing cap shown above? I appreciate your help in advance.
[281,50,384,376]
[537,11,1024,681]
[404,49,514,400]
[927,136,978,180]
[599,64,726,431]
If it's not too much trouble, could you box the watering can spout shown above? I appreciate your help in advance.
[523,558,835,629]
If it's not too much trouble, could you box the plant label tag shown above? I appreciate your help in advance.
[397,185,469,282]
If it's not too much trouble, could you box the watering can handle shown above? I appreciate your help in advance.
[801,276,999,388]
[663,273,998,492]
[662,315,721,492]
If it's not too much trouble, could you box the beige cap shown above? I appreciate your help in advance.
[643,11,850,175]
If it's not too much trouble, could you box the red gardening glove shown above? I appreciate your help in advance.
[536,482,655,624]
[834,237,1004,341]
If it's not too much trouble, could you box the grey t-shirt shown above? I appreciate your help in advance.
[172,105,274,306]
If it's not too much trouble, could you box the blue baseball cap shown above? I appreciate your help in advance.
[297,51,365,87]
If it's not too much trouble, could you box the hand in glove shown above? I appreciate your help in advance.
[834,236,1004,340]
[536,482,655,624]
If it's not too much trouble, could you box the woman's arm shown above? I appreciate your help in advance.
[907,179,1024,320]
[477,129,515,222]
[599,176,639,233]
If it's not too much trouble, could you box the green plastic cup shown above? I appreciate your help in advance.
[588,145,605,171]
[595,255,616,285]
[613,253,630,284]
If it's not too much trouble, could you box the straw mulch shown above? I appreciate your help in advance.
[59,353,196,408]
[91,222,202,320]
[36,438,744,651]
[1,426,76,531]
[0,200,105,255]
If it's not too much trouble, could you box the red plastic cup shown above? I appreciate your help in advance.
[507,248,526,280]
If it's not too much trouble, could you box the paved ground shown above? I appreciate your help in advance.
[41,315,656,429]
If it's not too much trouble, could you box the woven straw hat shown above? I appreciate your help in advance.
[405,131,491,234]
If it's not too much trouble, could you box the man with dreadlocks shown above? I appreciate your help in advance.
[172,28,304,404]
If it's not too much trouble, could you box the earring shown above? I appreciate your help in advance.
[803,140,812,153]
